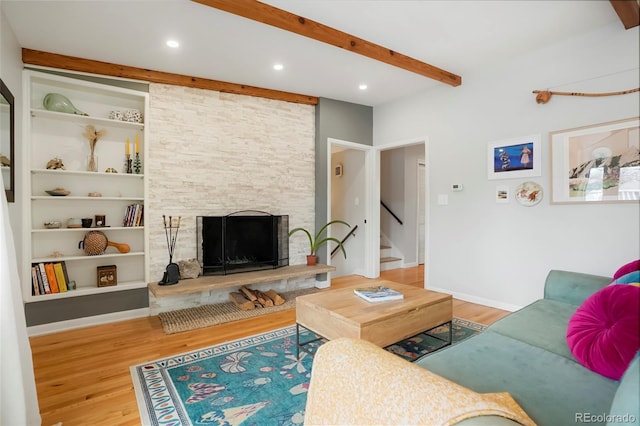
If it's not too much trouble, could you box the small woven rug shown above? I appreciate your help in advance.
[158,287,320,334]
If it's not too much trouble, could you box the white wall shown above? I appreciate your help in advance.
[374,23,640,310]
[331,148,366,276]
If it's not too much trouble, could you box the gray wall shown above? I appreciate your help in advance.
[315,98,373,264]
[24,289,148,326]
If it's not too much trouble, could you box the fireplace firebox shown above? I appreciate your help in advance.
[197,212,289,275]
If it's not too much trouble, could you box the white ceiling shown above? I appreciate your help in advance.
[1,0,622,106]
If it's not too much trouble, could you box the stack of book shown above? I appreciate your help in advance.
[353,285,404,303]
[31,261,72,295]
[123,203,144,227]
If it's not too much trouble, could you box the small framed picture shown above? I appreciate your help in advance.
[97,265,117,287]
[335,163,343,177]
[496,185,510,203]
[488,134,541,180]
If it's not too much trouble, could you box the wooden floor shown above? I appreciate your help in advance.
[29,266,509,426]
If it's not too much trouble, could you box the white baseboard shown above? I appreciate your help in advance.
[27,308,150,336]
[402,261,418,268]
[427,285,523,313]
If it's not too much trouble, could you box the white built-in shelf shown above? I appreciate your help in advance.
[24,69,149,304]
[30,108,144,130]
[31,168,144,179]
[32,226,143,233]
[32,196,144,201]
[32,251,145,263]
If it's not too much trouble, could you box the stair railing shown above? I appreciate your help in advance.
[330,224,358,257]
[380,201,403,225]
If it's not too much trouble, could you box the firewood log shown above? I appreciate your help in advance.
[265,289,285,306]
[229,292,255,310]
[240,286,257,301]
[254,290,274,307]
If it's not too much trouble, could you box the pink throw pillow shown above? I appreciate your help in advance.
[566,284,640,380]
[613,259,640,280]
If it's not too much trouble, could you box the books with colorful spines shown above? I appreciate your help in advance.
[53,262,67,292]
[44,263,59,293]
[37,262,51,294]
[31,266,40,295]
[353,286,404,303]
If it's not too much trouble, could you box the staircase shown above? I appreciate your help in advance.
[380,244,403,271]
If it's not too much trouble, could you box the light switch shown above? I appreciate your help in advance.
[438,194,449,205]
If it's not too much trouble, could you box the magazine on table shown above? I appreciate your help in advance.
[353,285,404,303]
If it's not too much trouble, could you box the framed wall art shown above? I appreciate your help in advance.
[550,117,639,204]
[495,185,510,203]
[487,134,541,180]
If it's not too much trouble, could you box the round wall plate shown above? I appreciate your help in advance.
[515,181,543,206]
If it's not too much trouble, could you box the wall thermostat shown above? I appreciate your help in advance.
[451,184,463,192]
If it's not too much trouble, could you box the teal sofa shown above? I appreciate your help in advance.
[418,270,639,425]
[304,270,639,425]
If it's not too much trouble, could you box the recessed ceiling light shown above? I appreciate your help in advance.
[359,84,368,90]
[166,40,180,48]
[273,63,284,71]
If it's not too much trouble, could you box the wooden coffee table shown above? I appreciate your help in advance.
[295,280,453,357]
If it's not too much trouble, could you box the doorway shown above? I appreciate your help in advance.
[377,138,428,284]
[327,138,376,278]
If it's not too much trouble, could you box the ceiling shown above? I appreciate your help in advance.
[1,0,626,106]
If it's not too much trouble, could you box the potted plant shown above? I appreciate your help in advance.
[289,220,351,266]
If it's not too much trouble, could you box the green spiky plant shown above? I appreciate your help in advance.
[289,220,351,265]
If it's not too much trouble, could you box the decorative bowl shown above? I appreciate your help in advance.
[45,188,70,196]
[44,221,61,229]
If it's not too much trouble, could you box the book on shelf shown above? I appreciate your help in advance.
[31,266,40,295]
[37,262,51,294]
[353,285,404,303]
[44,263,59,293]
[53,262,67,292]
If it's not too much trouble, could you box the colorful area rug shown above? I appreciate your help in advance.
[131,318,485,425]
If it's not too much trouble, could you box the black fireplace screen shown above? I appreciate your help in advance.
[197,212,289,275]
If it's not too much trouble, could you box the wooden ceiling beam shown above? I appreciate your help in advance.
[22,48,318,105]
[610,0,639,29]
[192,0,462,87]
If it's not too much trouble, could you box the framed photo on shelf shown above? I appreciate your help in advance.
[334,163,343,177]
[550,117,640,204]
[97,265,117,287]
[487,134,541,180]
